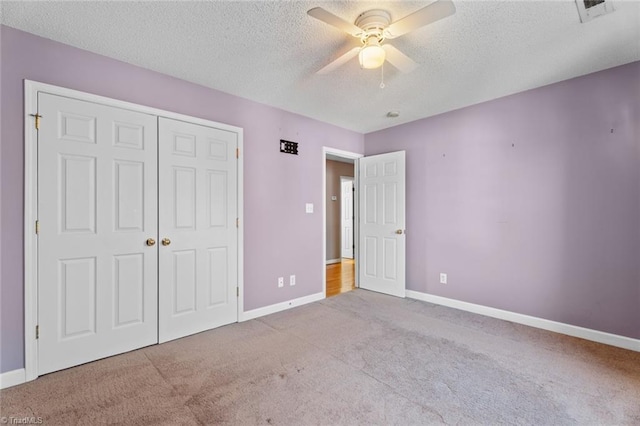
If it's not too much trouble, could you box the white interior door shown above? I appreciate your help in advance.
[38,93,158,374]
[358,151,406,298]
[158,117,238,343]
[341,177,354,259]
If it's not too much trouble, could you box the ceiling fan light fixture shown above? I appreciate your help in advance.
[358,39,386,69]
[309,2,457,75]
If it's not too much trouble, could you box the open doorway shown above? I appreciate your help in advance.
[323,148,362,298]
[340,177,354,259]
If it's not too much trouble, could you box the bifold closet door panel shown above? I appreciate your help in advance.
[37,93,158,375]
[158,117,238,343]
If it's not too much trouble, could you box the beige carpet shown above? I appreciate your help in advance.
[1,289,639,425]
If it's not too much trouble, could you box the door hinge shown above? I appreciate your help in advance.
[236,287,239,297]
[35,220,40,235]
[36,325,39,339]
[29,113,42,130]
[236,148,240,159]
[236,218,239,228]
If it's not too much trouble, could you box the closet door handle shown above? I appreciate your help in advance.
[161,238,171,246]
[146,238,156,246]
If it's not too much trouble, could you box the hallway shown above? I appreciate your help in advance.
[326,259,355,297]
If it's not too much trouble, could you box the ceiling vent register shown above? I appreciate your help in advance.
[576,0,615,23]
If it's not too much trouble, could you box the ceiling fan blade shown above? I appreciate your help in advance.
[307,7,363,37]
[317,47,360,74]
[384,0,456,39]
[382,44,418,73]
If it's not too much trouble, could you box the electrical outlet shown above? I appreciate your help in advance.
[439,273,447,284]
[290,275,296,286]
[278,277,284,288]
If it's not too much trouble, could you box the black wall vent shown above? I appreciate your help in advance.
[280,139,299,155]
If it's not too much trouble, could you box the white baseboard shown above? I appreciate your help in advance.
[0,368,26,389]
[326,259,340,265]
[241,291,325,322]
[406,290,640,352]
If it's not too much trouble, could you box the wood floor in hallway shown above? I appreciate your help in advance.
[326,258,355,297]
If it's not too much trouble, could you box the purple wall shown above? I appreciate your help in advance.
[0,26,364,373]
[2,24,638,375]
[365,61,640,340]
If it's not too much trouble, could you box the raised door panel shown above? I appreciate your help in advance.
[113,253,145,328]
[114,161,145,232]
[172,250,197,315]
[207,247,228,307]
[173,133,197,157]
[383,182,398,225]
[364,184,378,224]
[208,171,228,228]
[59,155,96,234]
[364,237,378,278]
[173,167,197,229]
[59,257,97,339]
[58,112,96,144]
[383,238,398,280]
[113,121,144,150]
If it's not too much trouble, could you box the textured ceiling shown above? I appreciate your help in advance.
[2,1,639,133]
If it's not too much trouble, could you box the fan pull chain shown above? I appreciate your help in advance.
[380,63,385,89]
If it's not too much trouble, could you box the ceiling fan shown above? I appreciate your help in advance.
[307,0,456,74]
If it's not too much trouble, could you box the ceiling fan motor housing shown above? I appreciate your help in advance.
[355,9,391,43]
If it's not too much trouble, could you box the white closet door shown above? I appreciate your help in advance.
[38,93,158,375]
[358,151,406,298]
[158,118,238,343]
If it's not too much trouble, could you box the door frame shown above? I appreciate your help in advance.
[322,147,362,296]
[23,80,244,382]
[339,176,355,259]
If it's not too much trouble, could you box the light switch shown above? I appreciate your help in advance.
[331,196,337,201]
[305,203,314,213]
